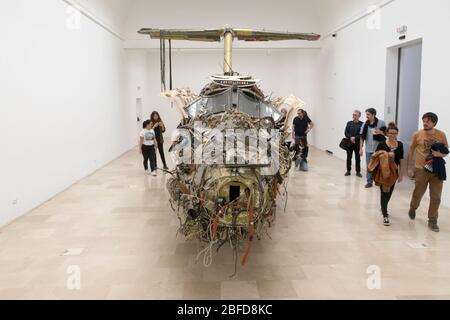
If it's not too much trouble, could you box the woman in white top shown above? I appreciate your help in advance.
[139,120,158,175]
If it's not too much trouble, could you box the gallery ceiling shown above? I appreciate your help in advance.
[73,0,383,40]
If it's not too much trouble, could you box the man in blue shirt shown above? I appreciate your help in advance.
[359,108,387,188]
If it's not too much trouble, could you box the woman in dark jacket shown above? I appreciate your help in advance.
[149,111,169,170]
[375,122,404,226]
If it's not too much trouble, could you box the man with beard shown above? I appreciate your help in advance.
[407,112,449,232]
[360,108,387,188]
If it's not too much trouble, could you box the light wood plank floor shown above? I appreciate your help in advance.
[1,147,450,300]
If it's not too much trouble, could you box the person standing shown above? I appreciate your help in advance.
[344,110,364,177]
[293,109,315,162]
[140,120,158,176]
[150,111,169,170]
[407,113,448,232]
[291,136,309,172]
[375,122,404,226]
[360,108,387,188]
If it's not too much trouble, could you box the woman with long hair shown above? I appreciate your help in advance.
[149,111,169,170]
[375,122,404,226]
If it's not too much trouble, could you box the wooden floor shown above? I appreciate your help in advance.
[1,147,450,300]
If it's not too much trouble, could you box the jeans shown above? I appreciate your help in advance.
[296,158,309,172]
[366,152,374,184]
[346,143,361,173]
[300,159,309,172]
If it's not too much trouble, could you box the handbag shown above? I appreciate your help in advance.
[339,138,352,151]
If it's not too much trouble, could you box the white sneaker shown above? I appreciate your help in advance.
[151,171,157,176]
[146,169,151,175]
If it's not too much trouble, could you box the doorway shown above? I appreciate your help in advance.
[385,40,423,175]
[136,98,143,134]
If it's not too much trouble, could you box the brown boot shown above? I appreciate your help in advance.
[408,208,416,220]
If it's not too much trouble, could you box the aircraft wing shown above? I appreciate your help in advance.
[233,29,320,41]
[138,28,320,42]
[138,28,223,42]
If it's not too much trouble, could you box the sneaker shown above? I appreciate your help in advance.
[146,169,151,175]
[383,216,391,226]
[428,222,440,232]
[151,171,157,176]
[408,208,416,220]
[365,183,373,188]
[356,173,363,178]
[345,172,351,177]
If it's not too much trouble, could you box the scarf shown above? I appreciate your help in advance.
[362,117,379,141]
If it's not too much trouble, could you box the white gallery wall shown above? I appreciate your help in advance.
[315,0,450,206]
[74,0,130,34]
[0,0,136,227]
[315,0,383,34]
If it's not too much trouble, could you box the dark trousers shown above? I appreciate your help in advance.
[346,143,361,173]
[142,144,157,172]
[380,184,396,217]
[156,141,167,168]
